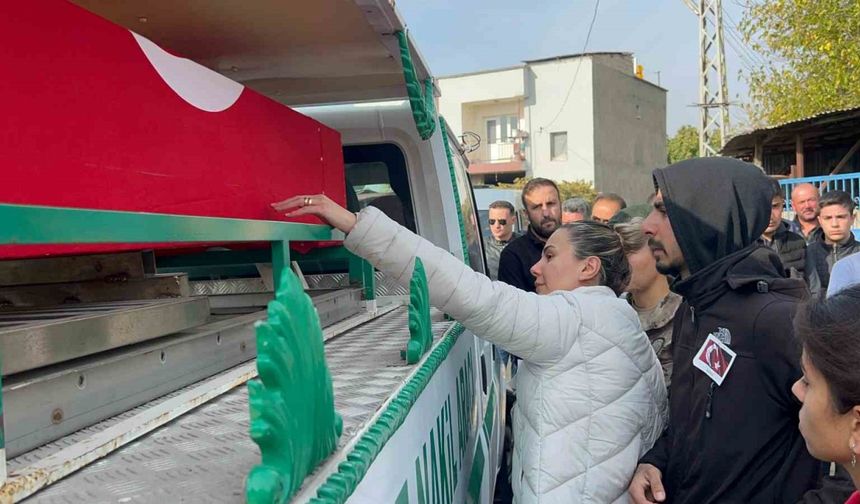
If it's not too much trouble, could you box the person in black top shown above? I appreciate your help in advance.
[497,178,562,292]
[760,177,806,278]
[806,190,860,298]
[629,158,852,504]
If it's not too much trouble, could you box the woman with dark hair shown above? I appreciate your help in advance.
[273,194,667,504]
[793,285,860,502]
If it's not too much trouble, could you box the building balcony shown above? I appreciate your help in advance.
[469,141,525,165]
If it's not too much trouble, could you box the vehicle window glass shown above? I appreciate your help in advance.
[448,133,486,274]
[479,209,491,241]
[343,144,416,233]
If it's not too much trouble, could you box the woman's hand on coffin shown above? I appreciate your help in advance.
[271,194,357,233]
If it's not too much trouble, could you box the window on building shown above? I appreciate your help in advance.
[550,132,568,161]
[485,115,519,144]
[486,119,497,144]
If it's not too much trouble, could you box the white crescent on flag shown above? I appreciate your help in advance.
[131,32,244,112]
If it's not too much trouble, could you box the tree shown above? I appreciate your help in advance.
[667,125,699,164]
[497,177,598,203]
[740,0,860,126]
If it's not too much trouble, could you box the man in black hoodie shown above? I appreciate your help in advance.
[628,158,852,504]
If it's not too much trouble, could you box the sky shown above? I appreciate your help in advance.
[397,0,759,136]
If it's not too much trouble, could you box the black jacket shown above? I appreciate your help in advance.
[805,232,860,298]
[640,158,852,504]
[760,220,806,278]
[497,227,544,292]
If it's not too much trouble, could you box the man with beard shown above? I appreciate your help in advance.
[497,178,562,292]
[628,158,852,504]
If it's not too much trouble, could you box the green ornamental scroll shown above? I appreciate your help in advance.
[246,269,343,504]
[396,30,437,141]
[403,257,432,364]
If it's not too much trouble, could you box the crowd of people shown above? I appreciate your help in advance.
[274,156,860,504]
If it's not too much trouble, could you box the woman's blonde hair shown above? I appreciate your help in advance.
[561,221,631,295]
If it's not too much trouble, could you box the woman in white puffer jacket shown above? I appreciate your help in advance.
[273,195,668,504]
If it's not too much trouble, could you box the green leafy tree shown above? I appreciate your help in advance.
[497,177,598,203]
[740,0,860,125]
[667,125,699,164]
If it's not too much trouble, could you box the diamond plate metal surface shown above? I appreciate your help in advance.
[194,272,409,297]
[304,272,409,297]
[190,278,268,296]
[23,307,454,503]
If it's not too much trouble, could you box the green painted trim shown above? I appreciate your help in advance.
[0,203,331,245]
[396,30,437,141]
[246,269,343,503]
[466,434,485,504]
[395,482,410,504]
[482,383,496,442]
[438,119,470,260]
[348,254,376,301]
[308,323,466,504]
[360,260,375,301]
[270,241,290,293]
[403,258,431,364]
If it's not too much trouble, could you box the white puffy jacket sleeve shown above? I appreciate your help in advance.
[344,207,581,367]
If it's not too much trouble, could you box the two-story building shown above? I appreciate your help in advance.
[437,52,667,203]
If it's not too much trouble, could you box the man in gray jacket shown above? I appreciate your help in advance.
[484,200,518,280]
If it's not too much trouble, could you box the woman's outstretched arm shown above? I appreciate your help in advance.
[273,195,581,366]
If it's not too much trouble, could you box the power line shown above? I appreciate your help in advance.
[541,0,601,130]
[724,31,758,72]
[723,10,769,68]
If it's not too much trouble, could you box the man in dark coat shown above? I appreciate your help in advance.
[497,178,561,292]
[628,158,852,504]
[760,178,806,278]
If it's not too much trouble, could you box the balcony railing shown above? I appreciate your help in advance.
[488,142,515,161]
[470,142,520,164]
[778,172,860,212]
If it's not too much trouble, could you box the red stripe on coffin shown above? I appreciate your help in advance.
[0,0,345,259]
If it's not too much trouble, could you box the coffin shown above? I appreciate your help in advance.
[0,0,345,259]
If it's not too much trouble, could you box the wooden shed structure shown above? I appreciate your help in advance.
[722,106,860,178]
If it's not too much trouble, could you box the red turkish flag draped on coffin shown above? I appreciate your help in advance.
[0,0,346,259]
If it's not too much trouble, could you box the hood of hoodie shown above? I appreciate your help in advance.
[653,157,773,275]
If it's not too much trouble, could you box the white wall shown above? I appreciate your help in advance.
[526,58,595,183]
[437,67,525,137]
[591,59,667,203]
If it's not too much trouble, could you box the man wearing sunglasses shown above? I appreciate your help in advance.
[485,200,518,280]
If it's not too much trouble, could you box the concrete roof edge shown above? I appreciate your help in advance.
[437,64,526,80]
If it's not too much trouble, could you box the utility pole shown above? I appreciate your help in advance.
[683,0,730,157]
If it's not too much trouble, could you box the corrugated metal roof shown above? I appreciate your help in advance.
[723,104,860,154]
[728,104,860,141]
